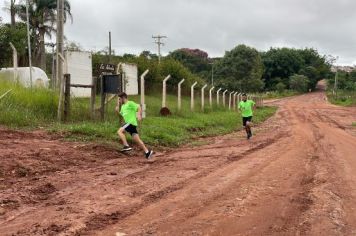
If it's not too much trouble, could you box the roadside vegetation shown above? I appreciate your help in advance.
[0,81,276,147]
[0,2,335,147]
[326,71,356,107]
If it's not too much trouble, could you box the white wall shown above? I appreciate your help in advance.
[121,63,138,95]
[65,51,92,97]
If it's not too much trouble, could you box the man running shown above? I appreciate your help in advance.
[115,92,153,159]
[238,93,256,139]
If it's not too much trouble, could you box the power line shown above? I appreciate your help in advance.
[152,35,167,64]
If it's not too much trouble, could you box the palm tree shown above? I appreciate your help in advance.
[2,0,17,27]
[14,0,72,71]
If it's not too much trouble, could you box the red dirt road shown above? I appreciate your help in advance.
[1,86,356,235]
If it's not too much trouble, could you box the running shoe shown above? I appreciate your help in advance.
[145,150,154,159]
[121,146,132,152]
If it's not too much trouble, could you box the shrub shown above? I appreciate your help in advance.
[289,74,310,93]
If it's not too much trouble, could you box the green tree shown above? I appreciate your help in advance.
[289,74,310,92]
[140,50,158,60]
[262,47,331,91]
[275,82,286,94]
[14,0,72,70]
[214,44,264,92]
[0,22,27,67]
[2,0,17,26]
[168,48,211,79]
[261,48,304,90]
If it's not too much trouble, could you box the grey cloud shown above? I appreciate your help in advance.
[2,0,356,64]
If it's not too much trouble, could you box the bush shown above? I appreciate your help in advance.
[289,74,310,93]
[275,82,286,93]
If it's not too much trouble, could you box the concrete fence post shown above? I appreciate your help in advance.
[140,69,149,118]
[229,91,235,110]
[9,42,18,82]
[162,75,171,108]
[177,78,185,111]
[233,92,238,110]
[201,84,208,111]
[191,82,198,111]
[209,86,215,107]
[237,93,242,108]
[223,89,228,107]
[216,88,222,106]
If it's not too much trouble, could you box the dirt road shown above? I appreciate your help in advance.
[1,85,356,235]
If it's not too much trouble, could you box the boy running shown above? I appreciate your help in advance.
[238,93,256,139]
[115,92,153,159]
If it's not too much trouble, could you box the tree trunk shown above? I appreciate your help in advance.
[39,29,46,71]
[10,0,16,27]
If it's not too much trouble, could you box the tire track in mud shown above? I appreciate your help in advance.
[288,105,347,235]
[74,130,289,235]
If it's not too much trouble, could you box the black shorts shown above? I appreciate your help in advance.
[242,116,253,126]
[122,124,138,136]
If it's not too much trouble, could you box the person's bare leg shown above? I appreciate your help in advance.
[118,128,129,146]
[246,121,252,135]
[132,134,149,153]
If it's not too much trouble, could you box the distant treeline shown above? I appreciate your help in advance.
[1,21,336,93]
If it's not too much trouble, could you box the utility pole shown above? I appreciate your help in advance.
[152,35,167,64]
[108,31,112,63]
[25,0,32,88]
[56,0,64,121]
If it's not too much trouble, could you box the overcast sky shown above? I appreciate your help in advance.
[1,0,356,65]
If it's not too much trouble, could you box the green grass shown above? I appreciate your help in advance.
[52,106,276,147]
[0,81,58,127]
[327,90,356,107]
[1,81,277,147]
[352,122,356,127]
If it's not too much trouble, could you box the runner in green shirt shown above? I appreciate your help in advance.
[238,93,256,139]
[115,92,153,159]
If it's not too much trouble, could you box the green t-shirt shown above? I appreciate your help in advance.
[238,100,255,117]
[120,101,139,126]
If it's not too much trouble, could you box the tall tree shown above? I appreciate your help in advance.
[14,0,72,71]
[2,0,17,27]
[214,44,264,92]
[168,48,211,79]
[0,22,28,67]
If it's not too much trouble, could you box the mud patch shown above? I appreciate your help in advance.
[31,183,57,200]
[291,193,314,212]
[300,175,315,186]
[0,199,20,210]
[14,165,31,177]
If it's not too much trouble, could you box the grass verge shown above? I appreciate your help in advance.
[1,81,277,147]
[327,90,356,107]
[51,106,277,147]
